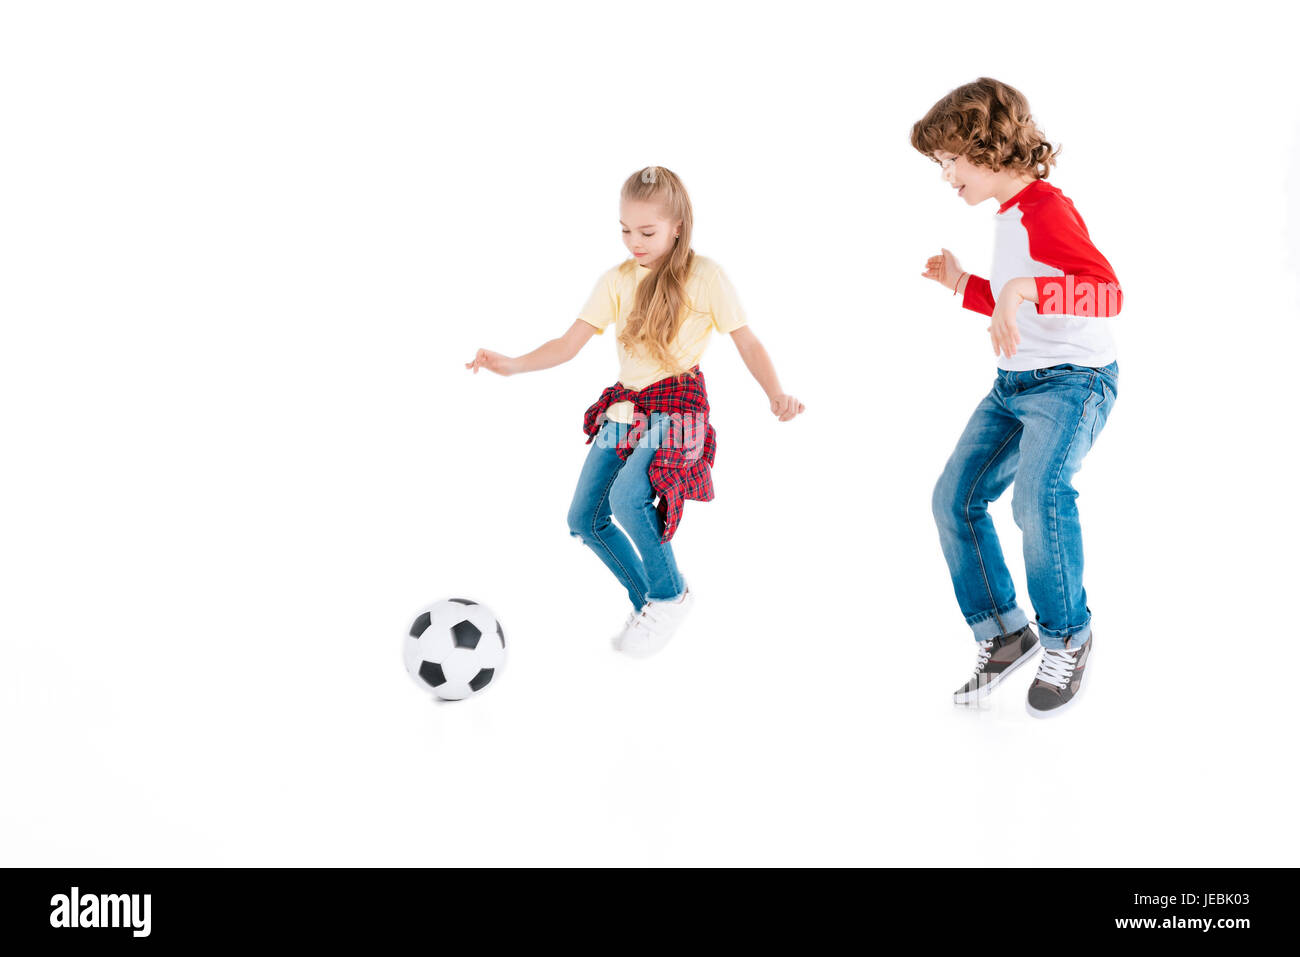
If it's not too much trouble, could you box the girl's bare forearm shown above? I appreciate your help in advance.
[738,340,783,400]
[512,337,577,374]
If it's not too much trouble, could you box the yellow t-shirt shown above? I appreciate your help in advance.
[577,254,748,424]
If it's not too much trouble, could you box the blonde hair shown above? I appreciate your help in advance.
[910,77,1059,179]
[618,166,698,379]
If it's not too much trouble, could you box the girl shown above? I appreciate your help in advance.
[912,78,1122,717]
[466,166,804,658]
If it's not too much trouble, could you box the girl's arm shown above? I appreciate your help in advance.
[728,326,805,422]
[466,320,597,376]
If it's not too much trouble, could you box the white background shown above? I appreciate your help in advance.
[3,0,1297,866]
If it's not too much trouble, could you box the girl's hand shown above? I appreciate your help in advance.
[770,393,805,422]
[465,348,516,376]
[921,248,964,292]
[988,295,1022,358]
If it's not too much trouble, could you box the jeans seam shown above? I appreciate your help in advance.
[631,494,679,598]
[965,601,1021,625]
[587,446,647,608]
[962,423,1023,637]
[612,418,681,600]
[1093,379,1115,443]
[1046,386,1096,631]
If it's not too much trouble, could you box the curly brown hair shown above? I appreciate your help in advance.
[910,77,1059,179]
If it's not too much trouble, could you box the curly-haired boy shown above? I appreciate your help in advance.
[912,78,1122,717]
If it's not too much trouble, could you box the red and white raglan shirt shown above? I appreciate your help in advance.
[961,179,1122,370]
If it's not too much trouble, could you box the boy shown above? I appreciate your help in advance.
[912,78,1122,717]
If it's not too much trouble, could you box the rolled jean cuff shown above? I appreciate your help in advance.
[967,604,1029,642]
[1036,619,1091,651]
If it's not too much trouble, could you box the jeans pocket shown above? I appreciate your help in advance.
[1087,383,1117,445]
[1033,363,1089,380]
[1099,365,1118,401]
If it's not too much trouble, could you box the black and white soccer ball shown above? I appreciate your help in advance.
[404,598,506,701]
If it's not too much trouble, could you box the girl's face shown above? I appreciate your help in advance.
[933,149,1003,206]
[620,198,680,269]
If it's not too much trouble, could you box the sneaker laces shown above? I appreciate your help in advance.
[631,584,689,632]
[1034,646,1079,689]
[631,604,665,631]
[972,639,995,674]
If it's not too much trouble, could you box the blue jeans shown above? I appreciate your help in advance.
[567,413,685,611]
[931,361,1118,650]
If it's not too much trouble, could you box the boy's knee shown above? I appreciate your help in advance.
[931,471,961,528]
[1011,479,1047,530]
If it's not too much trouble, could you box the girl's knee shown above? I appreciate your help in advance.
[608,473,648,522]
[566,498,594,538]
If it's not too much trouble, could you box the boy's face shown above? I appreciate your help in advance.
[933,149,1000,206]
[620,199,680,269]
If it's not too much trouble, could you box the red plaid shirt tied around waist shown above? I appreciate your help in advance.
[582,366,717,544]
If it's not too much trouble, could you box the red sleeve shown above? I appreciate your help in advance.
[1021,195,1123,318]
[961,274,995,316]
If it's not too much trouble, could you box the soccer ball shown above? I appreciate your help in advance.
[404,598,506,701]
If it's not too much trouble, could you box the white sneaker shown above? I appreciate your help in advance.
[619,582,693,658]
[610,610,638,650]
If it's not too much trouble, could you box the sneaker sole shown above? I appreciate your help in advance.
[610,620,635,651]
[619,629,675,658]
[952,641,1041,705]
[618,591,693,658]
[1025,645,1091,719]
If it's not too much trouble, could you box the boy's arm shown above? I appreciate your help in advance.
[1021,198,1123,318]
[960,273,997,316]
[923,249,994,316]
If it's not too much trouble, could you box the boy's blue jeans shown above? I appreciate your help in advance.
[932,362,1118,651]
[567,414,685,611]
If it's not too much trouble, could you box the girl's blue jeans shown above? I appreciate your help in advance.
[567,414,685,611]
[931,362,1118,651]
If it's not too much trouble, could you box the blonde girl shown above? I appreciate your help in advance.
[467,166,804,657]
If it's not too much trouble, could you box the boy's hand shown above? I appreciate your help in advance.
[922,248,965,292]
[989,294,1022,358]
[465,349,517,376]
[770,393,806,422]
[988,279,1038,357]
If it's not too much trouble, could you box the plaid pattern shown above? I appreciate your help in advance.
[582,365,716,544]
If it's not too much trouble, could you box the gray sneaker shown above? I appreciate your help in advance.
[953,625,1040,704]
[1026,634,1092,718]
